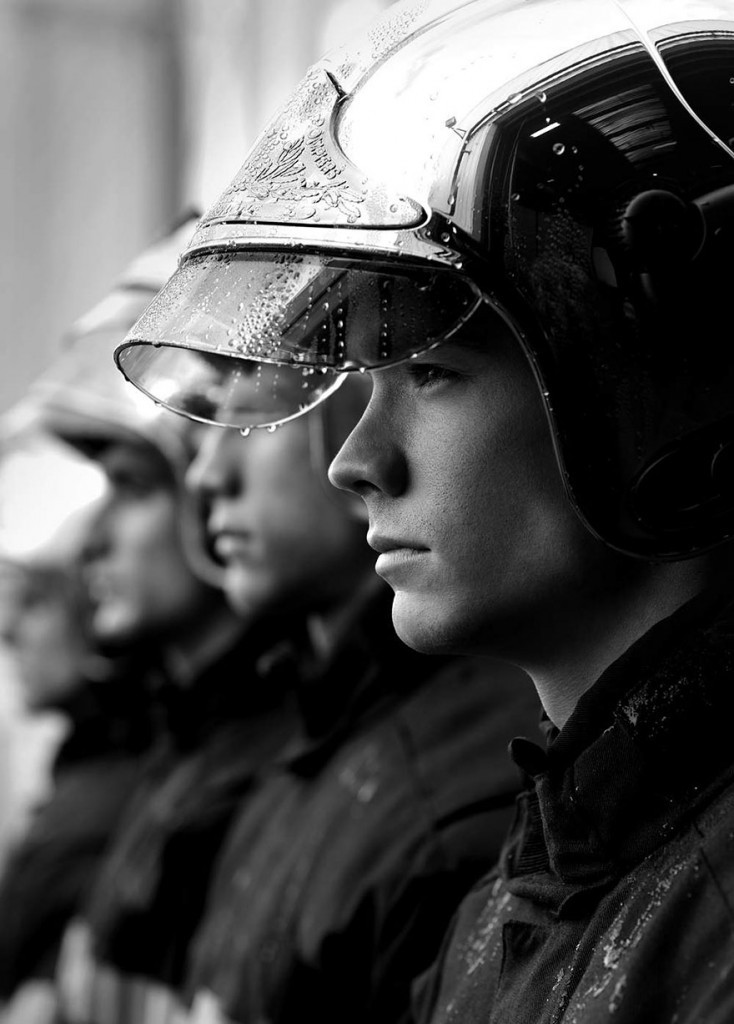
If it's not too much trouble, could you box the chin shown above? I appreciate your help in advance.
[222,567,251,613]
[91,608,140,648]
[226,592,258,618]
[223,573,274,621]
[391,598,458,656]
[391,592,493,656]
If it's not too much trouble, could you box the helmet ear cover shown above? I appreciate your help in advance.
[476,56,734,561]
[611,185,733,322]
[617,189,706,303]
[608,186,734,547]
[518,179,734,559]
[632,418,734,536]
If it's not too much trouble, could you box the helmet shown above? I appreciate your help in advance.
[116,0,734,560]
[10,213,225,585]
[0,421,107,571]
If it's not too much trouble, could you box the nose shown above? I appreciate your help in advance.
[0,574,22,647]
[328,389,407,500]
[186,426,240,500]
[79,497,113,566]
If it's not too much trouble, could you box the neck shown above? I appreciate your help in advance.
[162,603,244,687]
[519,554,728,731]
[306,573,385,665]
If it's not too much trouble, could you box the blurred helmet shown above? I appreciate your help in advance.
[0,423,107,572]
[0,423,110,704]
[10,213,225,585]
[116,0,734,560]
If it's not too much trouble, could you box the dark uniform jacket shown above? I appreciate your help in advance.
[0,670,153,999]
[182,582,540,1024]
[55,624,300,1024]
[415,587,734,1024]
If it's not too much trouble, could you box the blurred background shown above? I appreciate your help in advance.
[0,0,393,868]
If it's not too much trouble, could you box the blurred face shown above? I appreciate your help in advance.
[83,441,218,646]
[329,322,612,658]
[0,562,87,709]
[187,407,373,619]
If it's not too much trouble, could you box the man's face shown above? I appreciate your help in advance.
[0,563,87,709]
[82,441,216,646]
[187,408,373,620]
[328,321,612,658]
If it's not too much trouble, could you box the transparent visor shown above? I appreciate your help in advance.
[116,251,483,429]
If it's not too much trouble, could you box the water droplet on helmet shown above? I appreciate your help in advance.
[239,427,251,438]
[552,142,566,156]
[267,424,278,433]
[507,91,523,104]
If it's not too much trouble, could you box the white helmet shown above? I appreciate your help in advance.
[11,214,225,585]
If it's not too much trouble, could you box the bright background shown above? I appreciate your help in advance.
[0,0,393,864]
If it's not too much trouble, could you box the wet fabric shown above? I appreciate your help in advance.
[0,670,154,998]
[181,583,541,1024]
[415,587,734,1024]
[55,623,301,1023]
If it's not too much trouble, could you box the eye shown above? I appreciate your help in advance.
[98,445,172,496]
[406,361,463,389]
[104,462,164,497]
[107,469,153,496]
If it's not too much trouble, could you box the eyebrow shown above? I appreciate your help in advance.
[450,306,517,353]
[451,332,493,354]
[438,328,506,359]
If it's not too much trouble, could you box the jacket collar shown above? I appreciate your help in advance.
[283,578,452,775]
[150,618,305,752]
[503,586,734,916]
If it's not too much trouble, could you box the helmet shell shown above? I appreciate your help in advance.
[11,214,226,585]
[117,0,734,559]
[0,423,107,570]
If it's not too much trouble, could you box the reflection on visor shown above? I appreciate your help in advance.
[116,346,347,430]
[116,251,483,428]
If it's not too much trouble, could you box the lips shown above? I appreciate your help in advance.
[211,532,248,559]
[367,533,430,583]
[367,532,428,556]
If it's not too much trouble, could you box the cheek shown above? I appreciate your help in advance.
[250,434,340,539]
[34,608,74,650]
[420,403,568,564]
[268,482,356,566]
[120,499,184,568]
[411,424,496,540]
[14,619,49,662]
